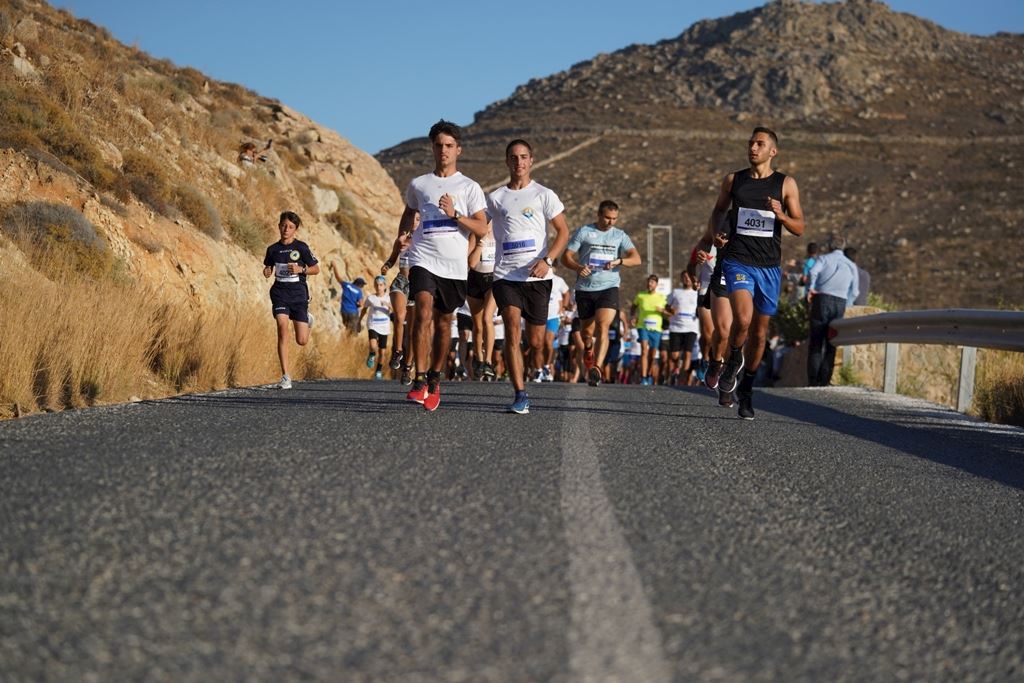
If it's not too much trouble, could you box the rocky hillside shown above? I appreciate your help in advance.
[379,0,1024,308]
[0,0,400,327]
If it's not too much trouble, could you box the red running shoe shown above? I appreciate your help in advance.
[406,382,428,404]
[423,381,441,412]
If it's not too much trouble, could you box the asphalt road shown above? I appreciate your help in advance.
[2,380,1023,681]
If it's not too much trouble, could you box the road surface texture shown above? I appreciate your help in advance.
[2,380,1022,681]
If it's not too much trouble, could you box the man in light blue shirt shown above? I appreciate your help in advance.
[807,234,859,386]
[561,200,642,385]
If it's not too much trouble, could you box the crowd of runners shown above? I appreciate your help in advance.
[262,120,803,419]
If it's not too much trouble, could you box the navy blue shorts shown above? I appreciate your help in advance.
[271,298,309,323]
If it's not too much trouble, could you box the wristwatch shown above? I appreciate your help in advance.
[543,257,554,267]
[452,209,461,221]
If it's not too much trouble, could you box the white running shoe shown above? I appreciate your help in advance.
[306,313,314,329]
[277,375,292,390]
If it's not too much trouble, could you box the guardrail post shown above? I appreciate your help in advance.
[884,343,899,393]
[957,346,977,413]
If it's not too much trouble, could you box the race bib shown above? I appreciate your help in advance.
[609,328,618,341]
[736,207,775,238]
[502,237,536,256]
[644,316,660,330]
[588,256,612,269]
[371,315,390,323]
[275,263,298,282]
[480,245,496,263]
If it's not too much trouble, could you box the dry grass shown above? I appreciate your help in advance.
[974,350,1024,427]
[0,247,369,419]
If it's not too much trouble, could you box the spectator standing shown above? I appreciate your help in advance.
[807,233,859,386]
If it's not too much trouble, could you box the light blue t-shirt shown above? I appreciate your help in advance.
[566,225,635,292]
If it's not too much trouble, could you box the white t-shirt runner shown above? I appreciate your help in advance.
[667,288,699,334]
[547,274,569,321]
[365,294,392,336]
[487,181,565,282]
[405,171,486,280]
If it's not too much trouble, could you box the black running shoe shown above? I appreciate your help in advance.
[587,366,602,387]
[482,362,497,380]
[704,359,723,390]
[389,351,404,371]
[718,347,744,394]
[737,389,755,420]
[400,366,413,386]
[718,388,736,408]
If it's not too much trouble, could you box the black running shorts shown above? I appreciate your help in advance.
[575,287,619,320]
[409,266,467,314]
[493,279,553,326]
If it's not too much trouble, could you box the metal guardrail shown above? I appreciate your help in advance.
[829,310,1024,412]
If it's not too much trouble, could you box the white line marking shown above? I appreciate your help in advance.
[561,385,672,683]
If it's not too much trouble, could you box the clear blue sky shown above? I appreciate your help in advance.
[55,0,1024,154]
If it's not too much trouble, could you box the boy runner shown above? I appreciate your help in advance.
[630,274,668,386]
[262,211,319,389]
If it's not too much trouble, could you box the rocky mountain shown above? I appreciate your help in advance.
[379,0,1024,309]
[0,0,400,326]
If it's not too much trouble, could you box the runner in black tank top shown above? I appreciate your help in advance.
[693,127,805,420]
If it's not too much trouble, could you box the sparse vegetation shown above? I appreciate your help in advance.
[1,201,113,280]
[173,184,223,240]
[117,149,172,214]
[0,77,116,188]
[228,215,272,256]
[974,350,1024,427]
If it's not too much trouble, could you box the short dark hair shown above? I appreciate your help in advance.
[598,200,619,214]
[279,211,301,228]
[505,139,532,157]
[806,242,819,255]
[647,273,659,281]
[752,126,779,147]
[429,119,462,144]
[845,246,858,261]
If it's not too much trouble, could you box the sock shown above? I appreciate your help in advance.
[739,369,756,393]
[515,390,528,402]
[376,363,383,372]
[415,373,427,385]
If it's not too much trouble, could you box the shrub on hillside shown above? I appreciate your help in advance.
[173,184,223,240]
[228,215,272,257]
[117,150,171,214]
[0,79,116,189]
[1,201,113,279]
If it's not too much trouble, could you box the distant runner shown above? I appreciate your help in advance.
[561,200,642,386]
[360,275,393,379]
[630,273,668,386]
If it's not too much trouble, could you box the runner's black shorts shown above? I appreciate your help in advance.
[709,259,727,298]
[669,331,697,353]
[493,279,552,326]
[368,329,389,350]
[467,270,494,300]
[271,297,309,323]
[575,287,619,320]
[457,312,473,332]
[409,266,466,314]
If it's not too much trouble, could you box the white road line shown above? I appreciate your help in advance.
[561,385,672,683]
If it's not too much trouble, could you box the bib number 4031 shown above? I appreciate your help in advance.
[736,207,775,238]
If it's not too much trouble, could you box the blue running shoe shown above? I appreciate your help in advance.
[366,353,375,369]
[509,396,530,414]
